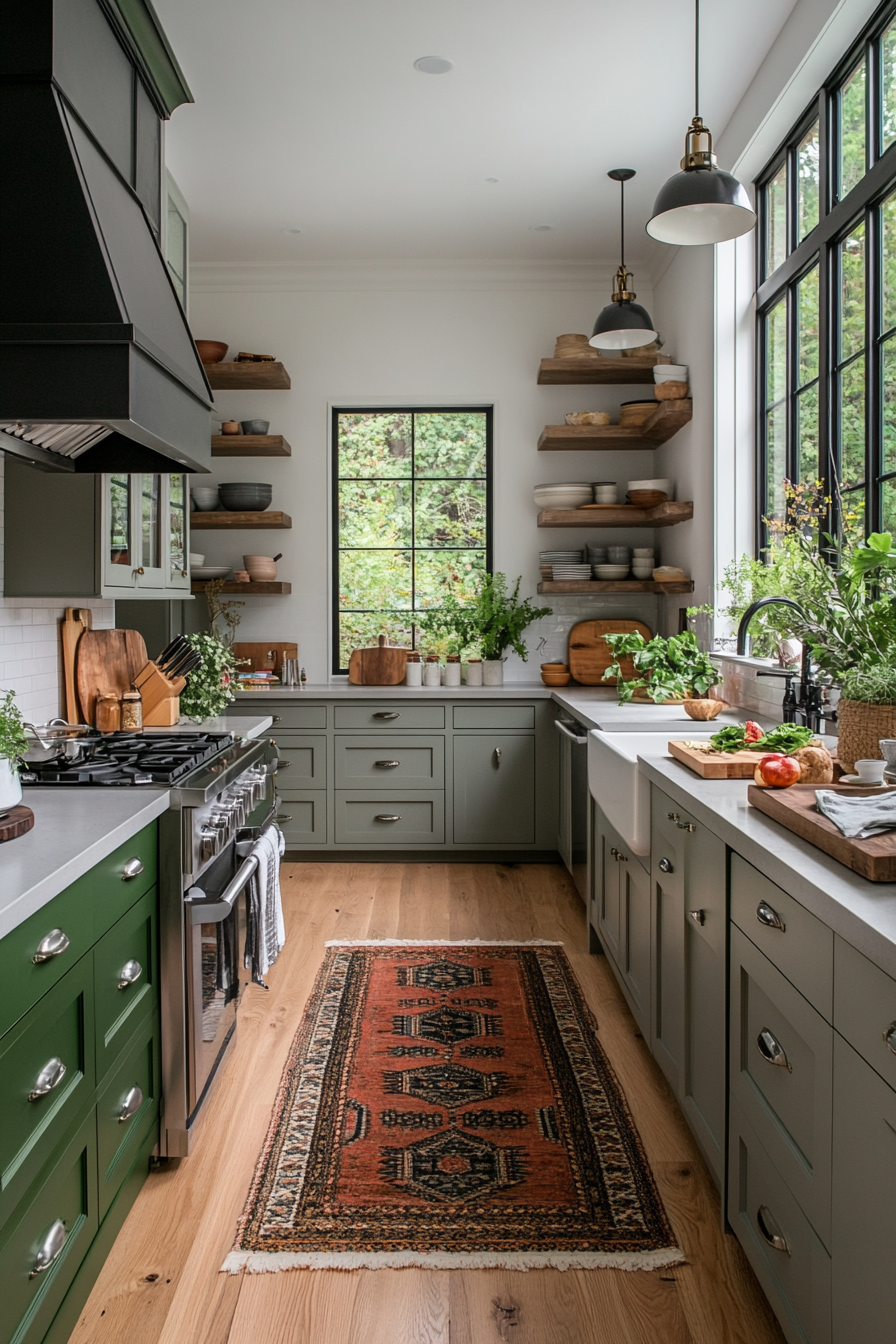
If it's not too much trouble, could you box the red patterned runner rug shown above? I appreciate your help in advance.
[224,941,683,1272]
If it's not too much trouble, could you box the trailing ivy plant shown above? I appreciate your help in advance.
[0,688,28,764]
[603,630,720,705]
[179,634,242,721]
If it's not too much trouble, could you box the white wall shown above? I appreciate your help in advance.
[189,260,687,680]
[0,458,114,724]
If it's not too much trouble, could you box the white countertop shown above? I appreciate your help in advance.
[167,713,273,738]
[639,755,896,981]
[233,682,554,700]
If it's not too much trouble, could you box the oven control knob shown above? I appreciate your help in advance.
[199,825,220,862]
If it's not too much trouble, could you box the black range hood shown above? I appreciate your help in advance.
[0,0,213,473]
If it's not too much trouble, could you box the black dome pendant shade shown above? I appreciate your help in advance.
[647,0,755,245]
[590,169,658,352]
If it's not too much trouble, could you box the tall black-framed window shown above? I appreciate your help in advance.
[756,0,896,548]
[331,406,493,673]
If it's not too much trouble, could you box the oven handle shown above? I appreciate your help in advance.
[186,854,258,925]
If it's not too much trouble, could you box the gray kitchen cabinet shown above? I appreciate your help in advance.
[276,793,328,847]
[453,734,535,845]
[335,736,445,790]
[590,804,651,1039]
[4,461,191,600]
[831,1033,896,1344]
[274,736,328,790]
[650,786,726,1187]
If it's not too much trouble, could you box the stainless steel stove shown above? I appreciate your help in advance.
[21,731,233,786]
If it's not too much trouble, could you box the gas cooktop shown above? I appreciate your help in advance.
[22,733,232,786]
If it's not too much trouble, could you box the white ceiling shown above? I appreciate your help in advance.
[155,0,799,269]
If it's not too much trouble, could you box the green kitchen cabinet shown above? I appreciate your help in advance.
[589,804,651,1040]
[453,734,535,845]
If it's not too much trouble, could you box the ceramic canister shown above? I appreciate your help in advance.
[423,658,441,687]
[465,660,483,686]
[442,658,462,687]
[482,660,504,686]
[405,659,422,686]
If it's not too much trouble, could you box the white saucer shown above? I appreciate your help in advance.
[838,775,893,787]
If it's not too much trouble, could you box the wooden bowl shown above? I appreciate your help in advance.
[619,401,657,428]
[654,381,689,400]
[565,411,611,425]
[195,340,228,364]
[627,489,668,508]
[684,698,728,721]
[541,662,569,671]
[542,671,571,686]
[554,334,593,358]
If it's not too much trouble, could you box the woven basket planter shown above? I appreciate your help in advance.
[836,699,896,772]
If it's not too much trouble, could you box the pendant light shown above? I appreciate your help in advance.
[590,169,658,351]
[646,0,756,246]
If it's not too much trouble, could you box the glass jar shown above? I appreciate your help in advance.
[95,693,121,733]
[120,689,143,732]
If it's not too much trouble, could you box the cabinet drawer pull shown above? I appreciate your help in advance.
[610,846,619,859]
[494,747,502,767]
[28,1057,66,1102]
[373,712,400,720]
[118,1085,144,1123]
[374,814,402,823]
[757,1027,791,1071]
[689,908,706,926]
[666,812,680,821]
[676,820,696,832]
[30,1219,67,1278]
[272,716,283,723]
[658,857,674,874]
[118,959,143,990]
[374,760,401,769]
[277,761,292,769]
[616,850,628,862]
[883,1022,896,1055]
[278,815,294,823]
[757,900,785,932]
[756,1204,790,1254]
[32,929,70,964]
[121,857,144,881]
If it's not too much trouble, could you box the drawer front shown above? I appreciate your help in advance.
[334,793,445,845]
[452,705,535,730]
[0,956,95,1230]
[833,936,896,1092]
[70,823,158,944]
[277,792,328,846]
[93,886,158,1080]
[730,926,833,1244]
[0,888,95,1040]
[728,1098,831,1344]
[0,1109,99,1344]
[96,1013,160,1220]
[334,736,444,789]
[333,704,445,730]
[731,853,833,1018]
[267,704,327,729]
[273,734,327,790]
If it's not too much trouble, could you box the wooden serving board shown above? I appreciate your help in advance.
[232,642,298,675]
[348,636,409,685]
[76,629,148,726]
[669,740,768,779]
[567,619,651,685]
[748,783,896,882]
[0,805,34,844]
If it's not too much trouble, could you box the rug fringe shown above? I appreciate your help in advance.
[324,938,564,947]
[222,1247,686,1274]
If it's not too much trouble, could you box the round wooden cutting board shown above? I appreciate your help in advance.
[567,619,652,685]
[0,805,35,843]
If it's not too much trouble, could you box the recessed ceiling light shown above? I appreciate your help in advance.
[530,224,555,232]
[281,228,302,236]
[485,177,499,184]
[414,55,453,75]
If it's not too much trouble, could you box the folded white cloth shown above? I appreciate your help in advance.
[244,824,286,987]
[815,789,896,839]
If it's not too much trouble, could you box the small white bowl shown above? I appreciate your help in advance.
[654,364,689,384]
[594,564,631,579]
[189,552,205,566]
[627,478,671,493]
[632,566,655,579]
[632,548,655,557]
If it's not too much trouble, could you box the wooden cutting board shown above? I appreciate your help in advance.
[567,619,652,685]
[61,608,92,724]
[75,629,148,726]
[0,805,35,844]
[669,740,769,779]
[348,636,409,685]
[748,783,896,882]
[232,642,298,674]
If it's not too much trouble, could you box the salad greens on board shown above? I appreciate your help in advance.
[706,721,816,754]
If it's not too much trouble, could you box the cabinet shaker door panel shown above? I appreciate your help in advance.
[452,735,535,845]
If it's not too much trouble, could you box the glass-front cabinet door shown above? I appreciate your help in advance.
[101,473,191,596]
[167,474,190,593]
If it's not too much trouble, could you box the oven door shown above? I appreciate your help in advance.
[183,843,256,1121]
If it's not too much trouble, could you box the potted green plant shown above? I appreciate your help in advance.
[179,633,243,722]
[470,573,551,686]
[603,629,721,706]
[0,688,28,807]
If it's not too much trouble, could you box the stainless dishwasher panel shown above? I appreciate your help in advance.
[556,717,589,900]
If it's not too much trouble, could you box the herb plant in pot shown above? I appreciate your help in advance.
[603,630,721,706]
[179,634,242,722]
[0,689,27,808]
[471,574,551,686]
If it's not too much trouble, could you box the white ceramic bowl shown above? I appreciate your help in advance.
[654,364,688,383]
[191,565,231,580]
[627,478,671,493]
[594,564,631,579]
[632,566,655,579]
[189,552,205,566]
[534,491,593,509]
[632,547,655,557]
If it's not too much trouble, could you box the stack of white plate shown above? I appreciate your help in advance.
[552,564,593,580]
[540,549,584,564]
[534,482,593,509]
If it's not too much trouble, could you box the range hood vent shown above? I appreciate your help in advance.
[0,0,213,474]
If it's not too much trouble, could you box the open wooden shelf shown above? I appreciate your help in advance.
[538,400,692,451]
[204,362,291,390]
[191,581,292,595]
[211,435,291,457]
[537,500,693,528]
[537,356,667,385]
[190,510,292,529]
[537,579,694,595]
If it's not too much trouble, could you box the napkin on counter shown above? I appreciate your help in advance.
[815,789,896,839]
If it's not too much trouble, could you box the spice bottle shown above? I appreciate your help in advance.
[120,688,143,732]
[405,651,422,687]
[95,692,121,733]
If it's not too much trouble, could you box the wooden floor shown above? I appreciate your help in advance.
[67,863,786,1344]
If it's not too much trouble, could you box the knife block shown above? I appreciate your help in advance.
[134,662,187,727]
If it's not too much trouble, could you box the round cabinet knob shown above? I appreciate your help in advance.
[117,959,143,990]
[30,1220,67,1278]
[658,857,673,874]
[121,857,144,882]
[689,909,706,926]
[32,928,70,964]
[118,1085,144,1124]
[28,1057,66,1102]
[882,1022,896,1056]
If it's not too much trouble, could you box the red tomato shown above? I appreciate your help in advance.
[755,753,801,787]
[744,720,763,743]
